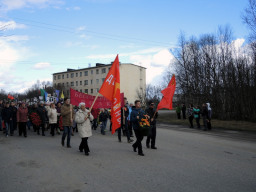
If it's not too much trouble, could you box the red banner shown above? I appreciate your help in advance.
[99,55,121,134]
[70,88,111,109]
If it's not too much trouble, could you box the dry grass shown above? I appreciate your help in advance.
[157,110,256,132]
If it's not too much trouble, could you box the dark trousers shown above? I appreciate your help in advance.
[50,123,57,136]
[92,119,98,130]
[177,113,181,119]
[195,118,200,128]
[189,116,194,128]
[62,126,72,146]
[118,119,130,142]
[128,121,133,136]
[19,122,27,136]
[146,124,156,147]
[79,137,90,153]
[133,129,144,154]
[182,111,186,119]
[38,123,45,134]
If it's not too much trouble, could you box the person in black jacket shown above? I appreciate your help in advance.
[2,102,13,137]
[10,102,18,132]
[37,101,48,136]
[118,97,133,143]
[131,100,147,156]
[146,101,158,149]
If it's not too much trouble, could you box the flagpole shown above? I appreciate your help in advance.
[89,92,100,112]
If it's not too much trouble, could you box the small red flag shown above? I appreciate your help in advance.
[99,55,121,134]
[157,75,176,111]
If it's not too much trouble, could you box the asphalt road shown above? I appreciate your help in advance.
[0,123,255,192]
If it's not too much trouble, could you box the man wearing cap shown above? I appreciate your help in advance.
[146,101,158,149]
[61,98,74,148]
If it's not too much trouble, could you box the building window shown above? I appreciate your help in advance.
[84,71,88,76]
[76,73,78,77]
[101,68,106,73]
[102,78,105,83]
[108,67,110,71]
[76,81,78,86]
[54,83,56,87]
[85,89,88,94]
[80,89,82,92]
[62,74,64,79]
[54,76,56,80]
[84,80,88,85]
[71,73,74,78]
[66,90,69,95]
[80,72,82,77]
[80,81,82,85]
[67,74,69,78]
[62,83,64,86]
[91,80,93,84]
[96,79,99,84]
[66,82,69,86]
[91,89,93,94]
[91,70,93,74]
[58,75,61,79]
[96,88,99,92]
[96,69,99,74]
[71,82,74,86]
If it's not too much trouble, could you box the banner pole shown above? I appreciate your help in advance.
[89,92,100,112]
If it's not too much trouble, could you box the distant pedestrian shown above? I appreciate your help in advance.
[75,102,94,156]
[61,98,74,148]
[48,103,58,136]
[201,103,209,131]
[99,108,108,135]
[181,104,186,119]
[17,102,28,137]
[193,105,201,129]
[206,103,212,130]
[176,104,181,119]
[187,104,194,128]
[146,101,158,149]
[2,102,13,137]
[37,101,48,136]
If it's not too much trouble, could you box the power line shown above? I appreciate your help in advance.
[2,16,176,47]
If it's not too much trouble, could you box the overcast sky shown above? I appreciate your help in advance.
[0,0,250,93]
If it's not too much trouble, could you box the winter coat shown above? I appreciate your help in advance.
[37,105,48,124]
[48,108,58,124]
[145,107,158,125]
[193,108,200,119]
[17,107,28,122]
[2,107,13,123]
[130,108,146,130]
[10,106,17,121]
[61,104,74,126]
[75,109,94,138]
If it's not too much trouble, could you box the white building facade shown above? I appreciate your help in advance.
[53,63,146,104]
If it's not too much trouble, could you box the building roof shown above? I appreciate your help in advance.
[52,63,146,75]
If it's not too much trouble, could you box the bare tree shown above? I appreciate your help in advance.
[242,0,256,41]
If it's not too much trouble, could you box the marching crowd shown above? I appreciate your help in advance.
[0,98,158,157]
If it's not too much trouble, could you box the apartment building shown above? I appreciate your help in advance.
[53,63,146,104]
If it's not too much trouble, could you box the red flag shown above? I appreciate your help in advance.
[157,75,176,111]
[99,55,121,134]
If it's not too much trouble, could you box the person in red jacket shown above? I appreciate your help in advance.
[17,102,28,137]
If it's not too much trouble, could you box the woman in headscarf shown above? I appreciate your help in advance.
[75,102,94,156]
